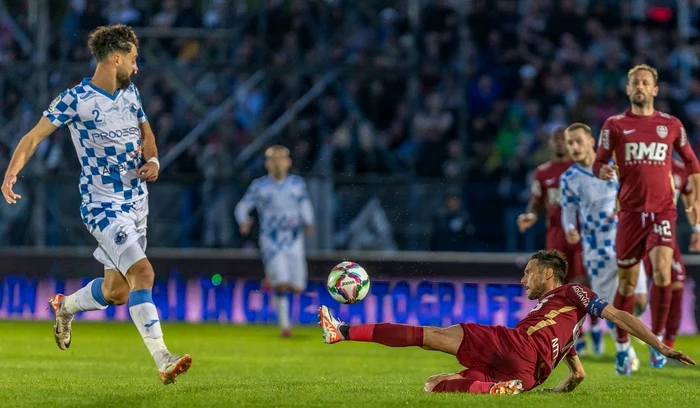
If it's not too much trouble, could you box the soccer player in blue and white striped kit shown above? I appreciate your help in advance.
[1,25,190,384]
[559,123,647,373]
[235,145,315,337]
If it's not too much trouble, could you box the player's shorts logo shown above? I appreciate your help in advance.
[114,231,128,245]
[657,125,668,138]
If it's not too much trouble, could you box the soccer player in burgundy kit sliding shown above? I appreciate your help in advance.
[594,64,700,373]
[318,250,694,394]
[642,159,700,352]
[518,127,584,285]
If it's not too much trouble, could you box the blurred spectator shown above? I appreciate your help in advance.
[429,191,474,252]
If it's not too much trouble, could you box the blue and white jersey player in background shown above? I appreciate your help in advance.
[235,145,315,338]
[1,25,191,384]
[559,123,647,371]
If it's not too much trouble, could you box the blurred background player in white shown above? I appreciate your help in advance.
[235,145,315,337]
[0,25,190,385]
[560,123,647,369]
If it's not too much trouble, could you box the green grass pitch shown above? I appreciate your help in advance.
[0,321,699,407]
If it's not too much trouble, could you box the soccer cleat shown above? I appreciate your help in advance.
[630,356,640,372]
[48,294,73,350]
[615,350,632,375]
[489,379,523,395]
[281,327,292,338]
[627,343,640,372]
[318,305,345,344]
[159,354,192,385]
[649,345,667,368]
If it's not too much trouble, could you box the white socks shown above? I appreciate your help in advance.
[273,292,290,330]
[62,278,109,315]
[128,289,169,368]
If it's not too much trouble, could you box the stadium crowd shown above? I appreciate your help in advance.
[2,0,700,250]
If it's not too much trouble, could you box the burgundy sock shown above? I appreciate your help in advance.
[663,288,683,347]
[614,292,634,343]
[348,323,424,347]
[650,283,672,336]
[432,379,494,394]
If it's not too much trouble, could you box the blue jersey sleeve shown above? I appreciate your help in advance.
[43,90,78,127]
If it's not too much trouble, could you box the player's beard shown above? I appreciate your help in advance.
[630,92,648,108]
[116,69,132,90]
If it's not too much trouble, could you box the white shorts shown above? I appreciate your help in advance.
[82,197,148,274]
[263,249,308,290]
[587,256,648,304]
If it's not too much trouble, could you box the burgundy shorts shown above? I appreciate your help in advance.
[455,323,540,391]
[549,240,585,283]
[617,210,677,268]
[642,241,686,284]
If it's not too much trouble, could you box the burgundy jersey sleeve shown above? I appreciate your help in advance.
[673,119,700,176]
[565,284,609,318]
[567,346,578,357]
[593,117,618,178]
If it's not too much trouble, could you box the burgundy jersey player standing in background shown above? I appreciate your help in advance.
[593,64,700,374]
[642,159,700,351]
[518,128,585,284]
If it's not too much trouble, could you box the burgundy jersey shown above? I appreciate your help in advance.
[515,284,608,382]
[593,110,700,213]
[672,159,692,204]
[531,160,575,247]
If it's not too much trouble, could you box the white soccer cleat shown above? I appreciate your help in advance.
[48,294,73,350]
[318,305,345,344]
[489,379,523,395]
[159,354,192,385]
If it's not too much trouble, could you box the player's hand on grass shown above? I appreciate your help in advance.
[690,232,700,252]
[239,219,253,235]
[1,174,21,204]
[137,161,159,182]
[517,213,537,232]
[660,345,695,365]
[565,228,580,244]
[597,164,617,180]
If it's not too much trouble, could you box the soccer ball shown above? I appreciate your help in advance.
[327,261,371,304]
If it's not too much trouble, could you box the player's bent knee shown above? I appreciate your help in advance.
[652,270,672,286]
[671,281,684,290]
[125,258,155,289]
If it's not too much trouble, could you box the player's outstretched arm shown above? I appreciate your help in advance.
[602,305,696,365]
[539,355,585,393]
[2,117,57,204]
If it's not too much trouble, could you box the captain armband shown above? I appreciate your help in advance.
[585,295,609,318]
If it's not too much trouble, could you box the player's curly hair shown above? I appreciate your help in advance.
[88,25,139,62]
[530,250,568,284]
